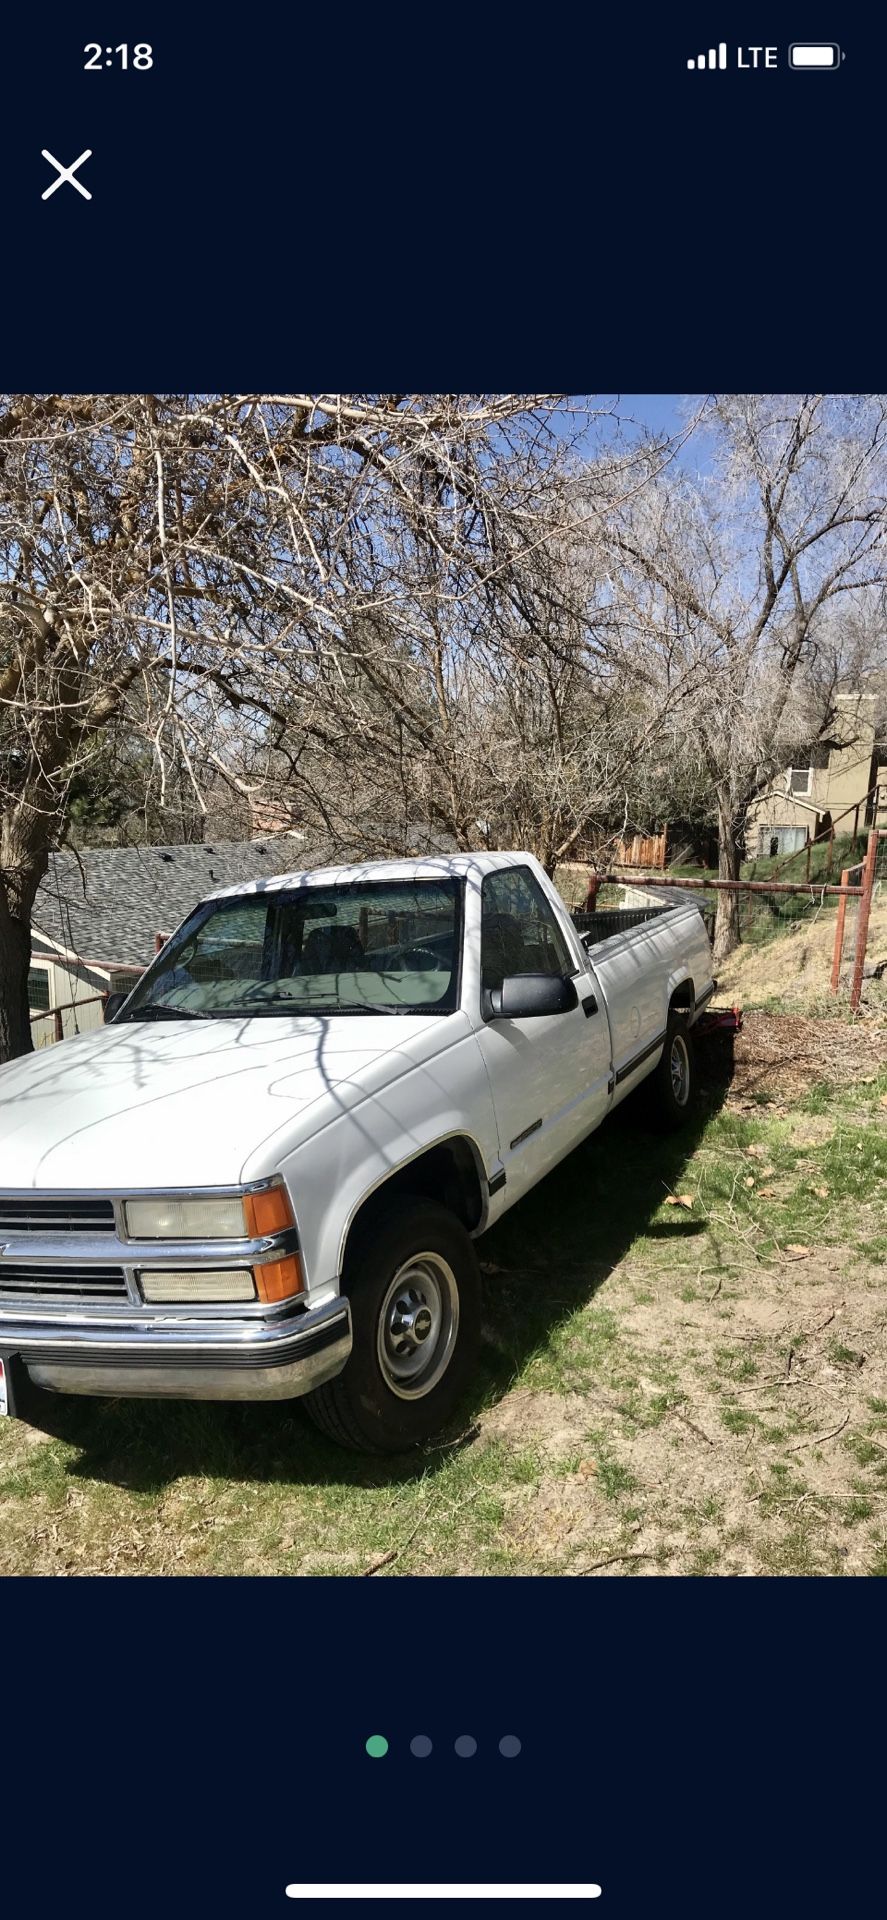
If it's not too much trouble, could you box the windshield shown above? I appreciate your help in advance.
[120,878,463,1018]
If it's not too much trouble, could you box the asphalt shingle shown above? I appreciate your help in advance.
[33,839,309,969]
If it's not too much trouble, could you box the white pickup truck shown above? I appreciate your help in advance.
[0,852,714,1450]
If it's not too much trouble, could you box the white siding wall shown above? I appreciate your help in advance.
[29,956,108,1048]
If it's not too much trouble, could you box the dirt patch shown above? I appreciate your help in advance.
[482,1014,887,1577]
[726,1010,887,1104]
[496,1255,887,1576]
[479,1389,592,1459]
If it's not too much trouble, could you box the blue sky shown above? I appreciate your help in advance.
[608,395,694,434]
[562,394,716,474]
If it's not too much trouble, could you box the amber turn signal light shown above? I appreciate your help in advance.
[243,1186,295,1238]
[254,1253,304,1302]
[244,1186,302,1300]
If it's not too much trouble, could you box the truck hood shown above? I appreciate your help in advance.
[0,1013,460,1190]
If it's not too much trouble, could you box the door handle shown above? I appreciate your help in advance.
[581,994,599,1017]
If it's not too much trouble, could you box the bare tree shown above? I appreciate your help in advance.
[9,394,633,1060]
[2,394,570,1058]
[608,395,887,958]
[0,389,732,1067]
[233,421,697,875]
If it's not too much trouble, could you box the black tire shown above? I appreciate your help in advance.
[646,1012,696,1131]
[304,1197,481,1453]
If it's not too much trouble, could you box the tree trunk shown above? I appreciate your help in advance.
[0,828,49,1066]
[713,791,743,965]
[0,894,35,1064]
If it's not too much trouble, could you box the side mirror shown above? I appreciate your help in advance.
[487,973,578,1020]
[103,991,128,1024]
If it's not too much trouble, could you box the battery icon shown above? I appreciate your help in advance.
[789,42,843,69]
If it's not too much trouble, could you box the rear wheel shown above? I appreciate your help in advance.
[305,1198,481,1452]
[646,1012,696,1131]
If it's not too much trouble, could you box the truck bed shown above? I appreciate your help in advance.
[571,903,670,944]
[572,897,715,947]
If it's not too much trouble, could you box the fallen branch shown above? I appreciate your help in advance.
[671,1409,715,1449]
[786,1412,850,1453]
[576,1550,662,1575]
[362,1500,436,1577]
[807,1304,843,1335]
[427,1422,480,1456]
[733,1374,805,1394]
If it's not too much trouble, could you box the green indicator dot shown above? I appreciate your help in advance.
[365,1735,389,1758]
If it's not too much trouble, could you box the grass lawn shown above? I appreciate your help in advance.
[1,1015,886,1577]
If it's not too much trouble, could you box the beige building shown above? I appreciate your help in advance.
[747,694,887,859]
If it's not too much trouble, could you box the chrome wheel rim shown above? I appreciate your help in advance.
[670,1034,690,1105]
[376,1252,460,1400]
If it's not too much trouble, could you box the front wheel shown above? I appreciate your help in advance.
[304,1198,481,1452]
[646,1013,696,1131]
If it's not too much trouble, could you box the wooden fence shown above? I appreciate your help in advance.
[612,831,667,870]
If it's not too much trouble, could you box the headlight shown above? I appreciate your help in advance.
[139,1269,257,1304]
[124,1189,294,1241]
[125,1195,248,1239]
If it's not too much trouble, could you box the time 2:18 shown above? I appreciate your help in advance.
[84,44,154,70]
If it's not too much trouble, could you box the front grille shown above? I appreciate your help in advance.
[0,1265,128,1301]
[0,1197,116,1233]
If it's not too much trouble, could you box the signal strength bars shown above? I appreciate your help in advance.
[687,43,727,69]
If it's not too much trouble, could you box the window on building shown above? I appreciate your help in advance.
[789,766,812,796]
[27,967,51,1011]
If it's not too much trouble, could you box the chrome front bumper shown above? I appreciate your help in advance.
[0,1295,352,1402]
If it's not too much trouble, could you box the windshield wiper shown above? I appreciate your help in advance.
[217,1000,405,1017]
[310,1002,404,1016]
[120,1005,214,1022]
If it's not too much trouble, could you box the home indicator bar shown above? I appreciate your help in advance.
[285,1888,604,1902]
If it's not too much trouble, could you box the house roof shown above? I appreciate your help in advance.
[33,838,308,970]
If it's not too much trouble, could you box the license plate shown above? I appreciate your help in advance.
[0,1358,8,1416]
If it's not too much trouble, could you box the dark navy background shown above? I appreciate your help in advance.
[3,7,885,1914]
[1,8,883,388]
[4,1581,885,1913]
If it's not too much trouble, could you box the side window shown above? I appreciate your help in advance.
[480,867,575,991]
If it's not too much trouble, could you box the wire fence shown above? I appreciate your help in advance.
[558,831,886,1016]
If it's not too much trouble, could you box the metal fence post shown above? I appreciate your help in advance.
[830,869,851,994]
[850,831,879,1013]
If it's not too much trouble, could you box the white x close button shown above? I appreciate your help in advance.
[41,149,93,201]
